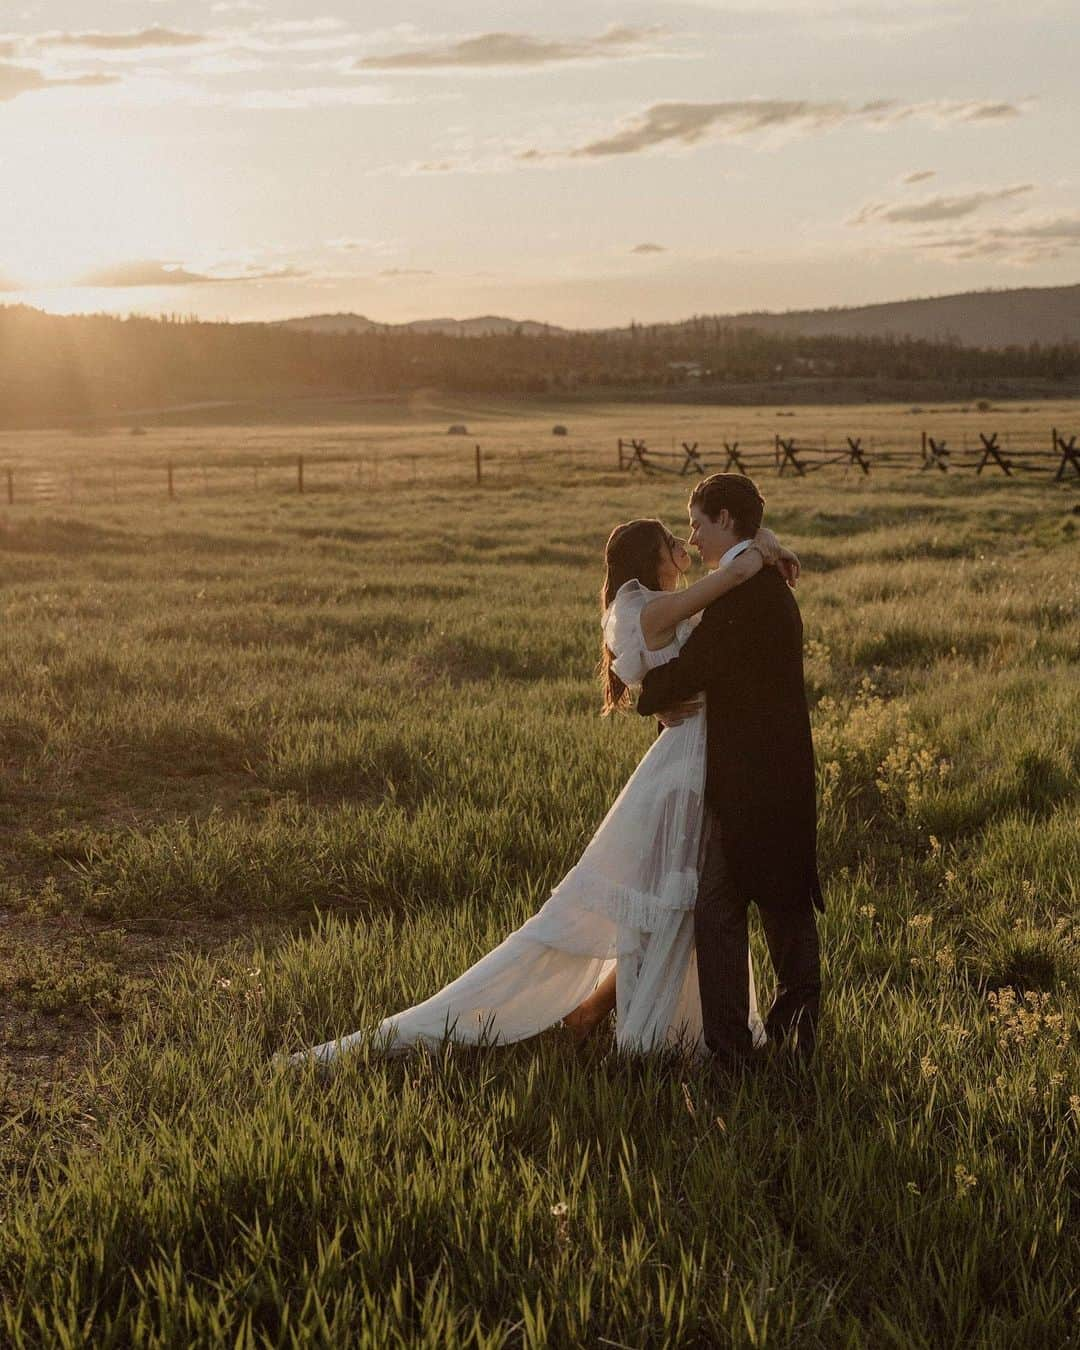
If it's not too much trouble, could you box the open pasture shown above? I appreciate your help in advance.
[2,396,1079,501]
[0,409,1078,1346]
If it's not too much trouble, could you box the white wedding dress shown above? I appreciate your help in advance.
[297,580,763,1064]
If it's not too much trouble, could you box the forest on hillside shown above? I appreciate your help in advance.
[2,305,1079,425]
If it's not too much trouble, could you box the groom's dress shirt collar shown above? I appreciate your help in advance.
[718,539,753,569]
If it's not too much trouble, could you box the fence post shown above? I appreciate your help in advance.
[921,430,927,465]
[475,443,482,484]
[617,438,624,470]
[5,468,12,505]
[167,462,174,500]
[297,455,304,494]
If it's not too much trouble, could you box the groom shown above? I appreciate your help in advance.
[637,473,823,1069]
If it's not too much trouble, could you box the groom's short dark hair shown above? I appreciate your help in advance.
[689,473,765,539]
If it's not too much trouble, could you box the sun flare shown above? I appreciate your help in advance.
[1,102,194,293]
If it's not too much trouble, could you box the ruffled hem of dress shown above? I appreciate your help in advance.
[551,863,698,933]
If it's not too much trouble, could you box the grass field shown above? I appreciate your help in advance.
[3,394,1078,500]
[0,402,1078,1346]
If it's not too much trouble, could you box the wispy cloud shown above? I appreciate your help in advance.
[34,27,205,50]
[0,62,119,101]
[78,261,220,287]
[631,243,667,254]
[852,183,1034,225]
[260,18,348,36]
[881,98,1025,124]
[562,100,850,158]
[901,169,936,184]
[75,259,308,288]
[917,213,1080,263]
[325,237,391,254]
[356,25,666,72]
[379,267,434,276]
[517,97,1028,162]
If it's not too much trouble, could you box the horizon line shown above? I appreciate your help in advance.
[3,277,1079,332]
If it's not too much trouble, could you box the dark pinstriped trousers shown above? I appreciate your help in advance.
[695,813,821,1062]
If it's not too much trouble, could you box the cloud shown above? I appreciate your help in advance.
[877,98,1026,125]
[326,237,389,254]
[852,183,1034,225]
[0,63,119,101]
[631,243,667,254]
[261,18,348,35]
[379,267,434,276]
[77,261,220,287]
[557,100,853,158]
[520,96,1029,161]
[411,159,460,174]
[35,27,205,50]
[75,260,308,287]
[356,25,665,71]
[918,213,1080,263]
[951,100,1021,121]
[901,169,936,184]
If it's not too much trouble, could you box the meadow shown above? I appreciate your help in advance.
[0,401,1078,1347]
[4,393,1079,500]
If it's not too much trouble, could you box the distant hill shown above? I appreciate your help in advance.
[684,284,1080,350]
[272,284,1080,349]
[272,313,568,338]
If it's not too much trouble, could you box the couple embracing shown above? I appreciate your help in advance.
[296,472,823,1074]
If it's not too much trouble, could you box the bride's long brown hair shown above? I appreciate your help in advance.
[599,518,677,715]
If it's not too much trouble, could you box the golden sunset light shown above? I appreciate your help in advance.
[1,5,1078,1345]
[1,1,1077,326]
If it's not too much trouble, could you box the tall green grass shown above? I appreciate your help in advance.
[0,463,1077,1345]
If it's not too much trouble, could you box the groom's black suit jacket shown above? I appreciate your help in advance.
[637,568,824,913]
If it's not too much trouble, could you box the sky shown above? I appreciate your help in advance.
[1,0,1078,327]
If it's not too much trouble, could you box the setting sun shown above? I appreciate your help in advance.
[0,4,1078,1345]
[2,95,197,293]
[1,0,1077,326]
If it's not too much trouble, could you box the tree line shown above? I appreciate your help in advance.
[1,304,1078,424]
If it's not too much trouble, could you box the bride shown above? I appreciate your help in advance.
[292,518,797,1065]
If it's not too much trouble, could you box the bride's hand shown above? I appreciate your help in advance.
[777,546,800,587]
[655,697,703,728]
[753,528,799,586]
[752,527,782,566]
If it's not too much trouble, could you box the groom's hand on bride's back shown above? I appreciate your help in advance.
[652,697,703,728]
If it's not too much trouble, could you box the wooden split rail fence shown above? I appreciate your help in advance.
[617,429,1080,481]
[3,432,1077,505]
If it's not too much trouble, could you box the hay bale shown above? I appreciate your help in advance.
[447,424,468,436]
[552,425,568,436]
